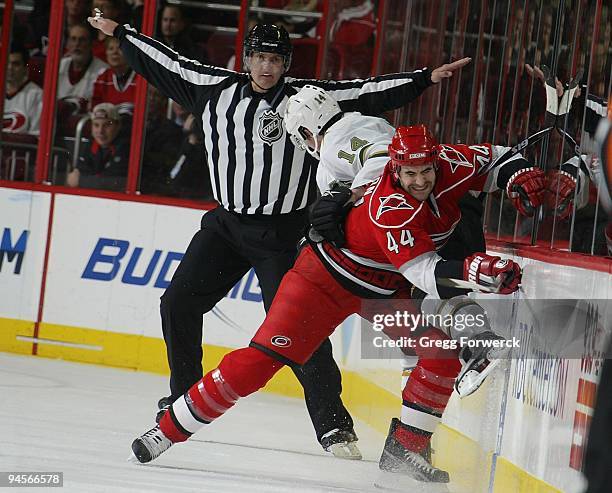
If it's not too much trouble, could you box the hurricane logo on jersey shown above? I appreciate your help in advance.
[376,193,414,220]
[258,110,283,145]
[438,145,473,173]
[3,112,27,132]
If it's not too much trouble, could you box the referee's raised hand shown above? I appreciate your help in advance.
[87,14,118,36]
[430,57,471,83]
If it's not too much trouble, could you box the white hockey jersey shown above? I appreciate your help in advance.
[317,112,394,192]
[57,56,108,105]
[3,81,43,135]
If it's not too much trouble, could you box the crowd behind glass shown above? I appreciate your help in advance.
[1,0,610,255]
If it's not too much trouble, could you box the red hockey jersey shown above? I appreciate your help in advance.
[314,143,512,297]
[91,68,137,115]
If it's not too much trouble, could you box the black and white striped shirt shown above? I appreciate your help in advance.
[115,24,433,215]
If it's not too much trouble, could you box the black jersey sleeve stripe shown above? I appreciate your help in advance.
[115,24,237,114]
[288,69,433,116]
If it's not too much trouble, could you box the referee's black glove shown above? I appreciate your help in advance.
[309,182,354,247]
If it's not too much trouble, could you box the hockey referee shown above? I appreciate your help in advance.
[88,13,469,457]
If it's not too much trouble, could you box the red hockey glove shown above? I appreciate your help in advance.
[506,167,546,216]
[546,170,577,220]
[464,253,522,294]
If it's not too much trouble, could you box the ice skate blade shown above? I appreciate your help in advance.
[327,442,362,460]
[374,470,450,492]
[456,359,501,398]
[127,452,140,464]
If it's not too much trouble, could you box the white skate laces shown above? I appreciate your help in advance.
[130,425,173,463]
[403,451,441,480]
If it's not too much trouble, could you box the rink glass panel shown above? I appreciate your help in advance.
[1,2,52,184]
[379,0,611,255]
[1,0,609,255]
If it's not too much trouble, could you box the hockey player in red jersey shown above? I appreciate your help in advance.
[130,125,545,485]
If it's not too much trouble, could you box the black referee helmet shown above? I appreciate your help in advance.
[243,23,293,72]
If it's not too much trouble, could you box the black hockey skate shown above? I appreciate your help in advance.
[320,428,362,460]
[377,418,448,483]
[455,331,509,398]
[130,425,173,463]
[155,396,173,424]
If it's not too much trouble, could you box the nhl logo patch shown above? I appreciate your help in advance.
[258,110,283,145]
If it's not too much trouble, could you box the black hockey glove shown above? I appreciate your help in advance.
[309,182,354,247]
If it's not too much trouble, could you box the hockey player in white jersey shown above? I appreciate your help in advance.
[57,24,108,113]
[3,45,43,135]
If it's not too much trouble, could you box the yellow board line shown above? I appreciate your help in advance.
[0,319,561,492]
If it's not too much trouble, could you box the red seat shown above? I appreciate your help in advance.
[288,38,318,79]
[205,32,237,69]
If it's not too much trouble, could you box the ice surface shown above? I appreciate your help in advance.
[1,353,393,492]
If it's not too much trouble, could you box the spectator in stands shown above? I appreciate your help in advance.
[91,36,137,116]
[3,44,43,135]
[26,0,91,57]
[66,102,129,190]
[263,0,320,36]
[91,0,128,61]
[157,4,206,62]
[67,0,92,28]
[139,85,184,195]
[57,23,108,115]
[167,114,213,200]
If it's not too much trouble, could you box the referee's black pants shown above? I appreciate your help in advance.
[160,206,354,443]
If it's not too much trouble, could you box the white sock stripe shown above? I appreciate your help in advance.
[416,367,456,388]
[212,369,240,403]
[172,395,208,434]
[406,379,452,407]
[197,381,231,413]
[401,406,441,433]
[185,392,216,423]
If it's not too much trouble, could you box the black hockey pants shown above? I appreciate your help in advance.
[160,206,353,443]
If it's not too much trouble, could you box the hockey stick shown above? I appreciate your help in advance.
[437,277,503,294]
[476,66,584,178]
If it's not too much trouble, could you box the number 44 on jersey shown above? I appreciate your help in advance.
[387,230,415,254]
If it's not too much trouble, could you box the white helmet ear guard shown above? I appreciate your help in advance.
[284,85,342,158]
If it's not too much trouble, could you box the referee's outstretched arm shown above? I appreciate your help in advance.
[88,16,470,119]
[89,16,236,116]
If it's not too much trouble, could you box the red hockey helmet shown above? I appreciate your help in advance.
[389,125,439,178]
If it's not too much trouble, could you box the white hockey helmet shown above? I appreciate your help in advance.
[284,85,342,158]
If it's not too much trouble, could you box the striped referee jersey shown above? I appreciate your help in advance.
[115,24,434,215]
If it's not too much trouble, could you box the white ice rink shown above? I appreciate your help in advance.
[1,352,407,493]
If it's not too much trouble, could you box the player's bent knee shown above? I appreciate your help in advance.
[217,347,285,397]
